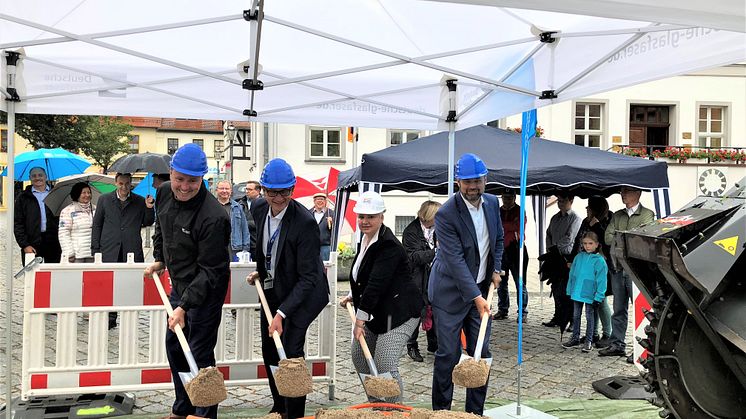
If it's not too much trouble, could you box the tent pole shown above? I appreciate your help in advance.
[446,80,457,197]
[5,50,20,419]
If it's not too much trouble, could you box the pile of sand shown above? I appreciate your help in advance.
[274,357,313,397]
[315,407,486,419]
[363,376,401,398]
[451,359,489,388]
[185,366,227,407]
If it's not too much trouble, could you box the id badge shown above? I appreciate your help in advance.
[263,274,274,290]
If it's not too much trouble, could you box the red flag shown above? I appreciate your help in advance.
[326,167,340,195]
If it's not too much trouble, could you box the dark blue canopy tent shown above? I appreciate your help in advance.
[337,125,669,197]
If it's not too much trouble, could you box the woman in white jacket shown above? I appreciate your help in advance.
[58,183,96,263]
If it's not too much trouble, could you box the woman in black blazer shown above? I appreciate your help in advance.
[401,200,441,361]
[339,191,422,402]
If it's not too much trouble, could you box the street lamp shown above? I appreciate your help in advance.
[224,122,237,184]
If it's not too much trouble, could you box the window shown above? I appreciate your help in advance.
[388,129,420,147]
[167,138,179,155]
[1,129,7,153]
[394,216,416,236]
[128,135,139,154]
[698,105,726,148]
[574,103,603,148]
[307,126,344,160]
[192,139,204,150]
[214,140,224,159]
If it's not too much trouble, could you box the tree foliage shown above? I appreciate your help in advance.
[2,113,132,172]
[80,117,132,172]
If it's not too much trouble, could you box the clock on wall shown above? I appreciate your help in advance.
[698,168,727,197]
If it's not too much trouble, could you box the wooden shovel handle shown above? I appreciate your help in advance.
[345,302,378,375]
[152,271,198,375]
[254,280,286,357]
[474,282,496,362]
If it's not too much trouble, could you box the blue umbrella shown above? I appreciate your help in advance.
[1,148,91,181]
[132,172,210,198]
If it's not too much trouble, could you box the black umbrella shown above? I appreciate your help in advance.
[232,182,247,200]
[109,152,171,174]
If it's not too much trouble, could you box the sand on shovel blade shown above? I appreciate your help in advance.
[362,375,400,398]
[274,357,313,397]
[184,366,227,407]
[451,358,489,388]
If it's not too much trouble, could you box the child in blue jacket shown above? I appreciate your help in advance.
[562,231,608,352]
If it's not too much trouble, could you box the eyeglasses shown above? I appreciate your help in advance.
[264,188,292,197]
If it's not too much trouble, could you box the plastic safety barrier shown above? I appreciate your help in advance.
[21,253,338,399]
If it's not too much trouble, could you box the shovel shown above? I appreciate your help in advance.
[253,280,313,397]
[151,271,226,407]
[345,302,400,399]
[452,282,495,388]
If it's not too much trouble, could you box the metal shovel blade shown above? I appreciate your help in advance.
[358,371,395,382]
[178,371,197,386]
[459,352,493,367]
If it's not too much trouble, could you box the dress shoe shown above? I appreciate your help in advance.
[541,320,558,327]
[598,346,626,357]
[407,346,424,362]
[493,311,508,320]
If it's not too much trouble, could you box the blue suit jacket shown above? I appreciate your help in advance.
[428,193,504,314]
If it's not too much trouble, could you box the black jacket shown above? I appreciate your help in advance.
[238,196,257,258]
[350,225,422,334]
[91,190,155,262]
[14,185,60,249]
[253,198,329,329]
[153,182,231,311]
[309,207,335,246]
[401,218,436,305]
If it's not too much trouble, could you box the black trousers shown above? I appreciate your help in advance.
[550,277,573,327]
[260,290,311,419]
[407,318,438,351]
[165,287,226,419]
[20,231,61,265]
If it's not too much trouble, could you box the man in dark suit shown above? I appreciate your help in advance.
[14,166,61,264]
[309,192,335,261]
[91,172,155,328]
[246,158,329,419]
[238,180,261,259]
[428,153,504,415]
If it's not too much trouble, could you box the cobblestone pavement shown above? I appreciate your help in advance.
[0,213,639,415]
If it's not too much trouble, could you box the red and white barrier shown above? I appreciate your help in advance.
[632,283,651,371]
[21,254,337,398]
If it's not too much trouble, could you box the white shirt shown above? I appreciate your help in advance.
[626,203,640,217]
[263,205,288,317]
[313,208,325,224]
[460,193,490,284]
[350,227,381,321]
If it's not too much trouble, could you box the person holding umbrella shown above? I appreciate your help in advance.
[14,167,62,264]
[58,183,96,263]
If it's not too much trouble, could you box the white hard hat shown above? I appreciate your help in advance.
[354,191,386,214]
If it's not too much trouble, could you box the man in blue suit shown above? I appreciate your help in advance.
[428,153,504,415]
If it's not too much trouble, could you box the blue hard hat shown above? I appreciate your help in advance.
[455,153,488,179]
[170,143,208,177]
[260,158,296,189]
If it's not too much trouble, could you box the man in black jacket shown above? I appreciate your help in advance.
[402,200,441,362]
[144,144,230,419]
[92,172,155,329]
[14,167,61,264]
[247,158,329,419]
[309,192,335,261]
[237,180,261,259]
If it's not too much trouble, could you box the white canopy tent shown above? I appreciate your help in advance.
[2,0,745,413]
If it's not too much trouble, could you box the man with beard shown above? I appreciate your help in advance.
[428,153,504,415]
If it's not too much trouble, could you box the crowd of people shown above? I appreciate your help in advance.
[13,146,654,418]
